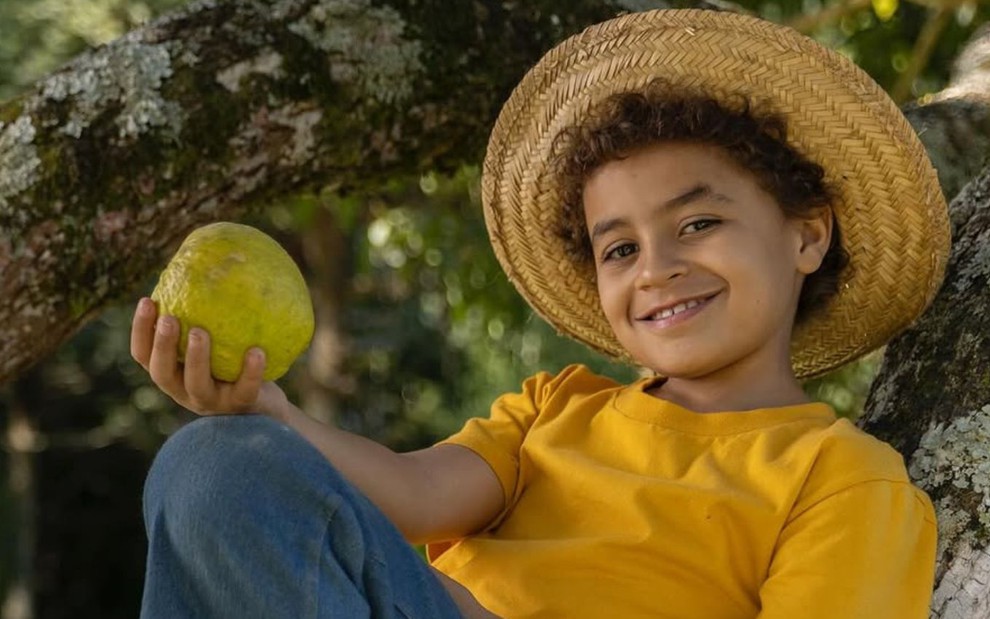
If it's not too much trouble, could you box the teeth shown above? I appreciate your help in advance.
[653,298,701,320]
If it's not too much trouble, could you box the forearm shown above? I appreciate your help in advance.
[265,398,433,541]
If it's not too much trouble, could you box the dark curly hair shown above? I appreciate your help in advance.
[551,79,850,325]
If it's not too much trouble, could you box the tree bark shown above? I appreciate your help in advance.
[860,162,990,618]
[856,24,990,619]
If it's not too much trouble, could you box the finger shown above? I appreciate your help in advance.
[183,327,217,407]
[228,348,266,410]
[148,315,185,395]
[130,298,158,368]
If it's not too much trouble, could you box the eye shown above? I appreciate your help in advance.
[682,219,720,235]
[602,242,637,262]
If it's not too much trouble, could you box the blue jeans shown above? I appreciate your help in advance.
[141,414,463,618]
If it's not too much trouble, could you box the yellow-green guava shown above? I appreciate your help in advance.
[151,222,314,382]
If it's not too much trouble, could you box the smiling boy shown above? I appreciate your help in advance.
[134,9,947,619]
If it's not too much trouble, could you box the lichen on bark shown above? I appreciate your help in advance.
[0,115,41,217]
[284,0,424,104]
[36,37,184,142]
[910,405,990,558]
[216,51,286,93]
[931,542,990,619]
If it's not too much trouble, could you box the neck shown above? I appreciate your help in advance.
[646,342,810,413]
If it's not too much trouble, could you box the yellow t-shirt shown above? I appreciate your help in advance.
[428,364,937,619]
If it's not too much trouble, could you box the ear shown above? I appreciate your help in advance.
[792,207,832,275]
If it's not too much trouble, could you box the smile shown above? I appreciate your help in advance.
[651,298,701,320]
[638,293,719,328]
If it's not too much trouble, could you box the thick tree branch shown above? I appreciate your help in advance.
[0,0,620,384]
[859,27,990,615]
[861,22,990,449]
[861,160,990,613]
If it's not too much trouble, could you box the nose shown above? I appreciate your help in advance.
[634,241,687,290]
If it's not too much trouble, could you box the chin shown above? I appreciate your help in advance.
[632,352,722,380]
[650,363,720,380]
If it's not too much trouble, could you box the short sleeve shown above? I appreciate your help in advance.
[440,365,594,522]
[757,480,937,618]
[436,366,586,512]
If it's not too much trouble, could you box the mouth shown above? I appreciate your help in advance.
[637,293,719,328]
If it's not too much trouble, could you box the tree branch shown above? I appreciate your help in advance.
[0,0,619,385]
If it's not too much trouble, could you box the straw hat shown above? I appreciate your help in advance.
[482,8,950,378]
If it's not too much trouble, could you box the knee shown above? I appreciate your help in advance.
[143,415,341,537]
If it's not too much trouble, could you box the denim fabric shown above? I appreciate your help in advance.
[141,414,463,619]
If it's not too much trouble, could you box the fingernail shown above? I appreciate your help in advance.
[139,298,153,315]
[157,317,173,335]
[188,328,202,344]
[251,348,265,363]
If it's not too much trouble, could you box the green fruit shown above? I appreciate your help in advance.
[151,222,314,382]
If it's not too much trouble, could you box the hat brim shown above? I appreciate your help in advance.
[482,9,950,379]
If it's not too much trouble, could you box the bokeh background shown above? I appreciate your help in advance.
[0,0,986,616]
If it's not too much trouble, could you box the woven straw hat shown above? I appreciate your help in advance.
[482,8,950,378]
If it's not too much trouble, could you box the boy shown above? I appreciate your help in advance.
[131,9,947,619]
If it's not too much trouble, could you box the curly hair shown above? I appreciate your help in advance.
[551,79,850,325]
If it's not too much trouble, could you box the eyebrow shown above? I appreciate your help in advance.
[588,183,730,244]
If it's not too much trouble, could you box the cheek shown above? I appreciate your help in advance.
[711,249,774,306]
[595,273,612,309]
[595,272,624,316]
[726,259,794,315]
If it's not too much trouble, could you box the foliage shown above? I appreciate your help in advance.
[739,0,990,101]
[804,349,884,419]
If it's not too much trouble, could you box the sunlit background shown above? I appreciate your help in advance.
[0,0,986,616]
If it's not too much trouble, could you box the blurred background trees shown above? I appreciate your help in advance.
[0,0,986,617]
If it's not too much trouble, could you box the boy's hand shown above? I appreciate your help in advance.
[130,297,288,417]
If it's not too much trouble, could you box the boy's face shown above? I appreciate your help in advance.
[582,141,830,381]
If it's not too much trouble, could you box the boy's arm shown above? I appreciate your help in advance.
[756,480,937,618]
[131,298,504,545]
[268,398,503,544]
